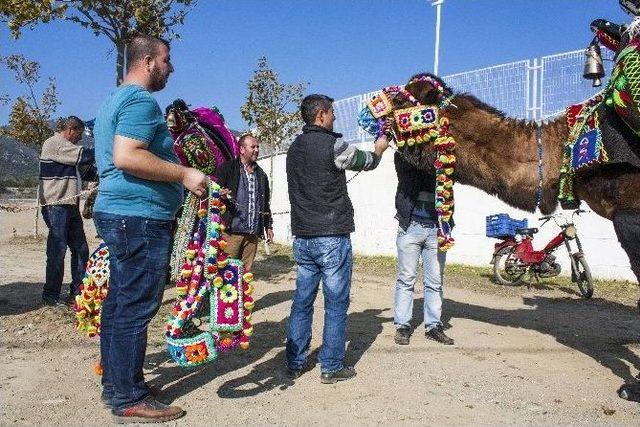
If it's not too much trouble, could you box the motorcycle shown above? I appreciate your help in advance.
[490,209,594,298]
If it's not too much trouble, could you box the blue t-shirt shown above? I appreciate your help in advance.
[93,85,183,220]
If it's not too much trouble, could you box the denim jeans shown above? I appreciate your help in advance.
[94,212,173,411]
[286,235,352,373]
[395,221,446,331]
[41,205,89,302]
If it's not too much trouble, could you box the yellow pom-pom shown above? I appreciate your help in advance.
[93,362,104,376]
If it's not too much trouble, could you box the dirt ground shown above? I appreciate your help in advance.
[2,201,640,425]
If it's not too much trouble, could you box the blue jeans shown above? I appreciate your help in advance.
[94,212,173,411]
[286,235,352,373]
[41,205,89,302]
[395,222,446,331]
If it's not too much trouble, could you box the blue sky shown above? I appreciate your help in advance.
[0,0,630,131]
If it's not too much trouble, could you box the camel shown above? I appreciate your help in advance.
[385,73,640,288]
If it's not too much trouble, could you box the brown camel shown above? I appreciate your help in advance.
[389,73,640,287]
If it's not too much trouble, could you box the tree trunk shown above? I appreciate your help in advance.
[116,40,125,86]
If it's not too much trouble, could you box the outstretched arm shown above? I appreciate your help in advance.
[334,135,389,171]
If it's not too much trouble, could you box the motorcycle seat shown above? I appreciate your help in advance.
[516,227,539,235]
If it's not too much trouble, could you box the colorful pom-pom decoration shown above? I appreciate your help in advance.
[358,75,457,250]
[74,242,110,337]
[164,180,256,367]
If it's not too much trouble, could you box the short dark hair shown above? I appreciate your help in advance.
[126,34,170,72]
[238,133,257,147]
[300,94,334,125]
[56,116,84,132]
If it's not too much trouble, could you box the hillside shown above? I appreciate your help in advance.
[0,136,39,181]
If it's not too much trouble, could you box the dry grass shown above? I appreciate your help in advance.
[262,243,639,308]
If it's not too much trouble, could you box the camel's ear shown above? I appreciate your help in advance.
[406,80,442,105]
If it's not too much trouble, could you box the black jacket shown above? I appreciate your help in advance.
[286,125,354,236]
[395,152,438,231]
[216,157,272,238]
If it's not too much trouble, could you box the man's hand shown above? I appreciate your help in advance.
[266,228,274,243]
[182,167,208,198]
[374,135,389,157]
[219,188,232,199]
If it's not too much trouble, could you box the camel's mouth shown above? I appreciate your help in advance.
[591,18,623,51]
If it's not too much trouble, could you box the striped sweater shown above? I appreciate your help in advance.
[333,139,381,171]
[38,133,95,206]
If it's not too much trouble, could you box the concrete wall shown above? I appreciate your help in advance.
[258,151,635,282]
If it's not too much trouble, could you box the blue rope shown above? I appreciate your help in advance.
[536,124,544,209]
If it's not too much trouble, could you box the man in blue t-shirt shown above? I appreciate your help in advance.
[93,34,206,423]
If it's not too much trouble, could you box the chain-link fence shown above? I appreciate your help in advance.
[333,47,614,143]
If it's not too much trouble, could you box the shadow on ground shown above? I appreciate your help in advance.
[441,295,640,382]
[0,281,46,316]
[146,287,391,401]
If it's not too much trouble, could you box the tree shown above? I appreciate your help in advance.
[1,54,60,146]
[1,0,196,85]
[241,56,307,154]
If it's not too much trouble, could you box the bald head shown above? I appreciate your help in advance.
[56,116,84,144]
[126,35,170,72]
[124,34,174,92]
[239,134,259,164]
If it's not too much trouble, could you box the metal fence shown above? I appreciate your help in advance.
[333,47,615,144]
[540,48,615,119]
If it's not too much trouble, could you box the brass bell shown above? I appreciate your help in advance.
[583,40,605,87]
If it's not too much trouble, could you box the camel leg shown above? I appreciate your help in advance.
[612,208,640,287]
[613,209,640,402]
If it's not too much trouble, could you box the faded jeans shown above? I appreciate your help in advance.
[394,221,446,331]
[94,212,173,411]
[286,235,352,373]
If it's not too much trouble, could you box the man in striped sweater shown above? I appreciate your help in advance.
[38,116,95,306]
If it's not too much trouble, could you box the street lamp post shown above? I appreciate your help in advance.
[431,0,444,75]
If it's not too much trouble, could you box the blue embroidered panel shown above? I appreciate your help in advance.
[571,128,602,171]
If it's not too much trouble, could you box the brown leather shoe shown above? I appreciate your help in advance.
[113,397,184,424]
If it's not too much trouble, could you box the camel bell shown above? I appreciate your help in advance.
[583,41,605,87]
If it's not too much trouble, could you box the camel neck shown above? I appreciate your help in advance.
[445,95,568,214]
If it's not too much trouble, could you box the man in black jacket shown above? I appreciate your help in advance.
[393,153,453,346]
[285,94,389,384]
[216,134,273,272]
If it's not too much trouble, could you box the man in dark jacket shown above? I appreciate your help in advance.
[217,134,273,272]
[393,153,453,346]
[285,94,389,383]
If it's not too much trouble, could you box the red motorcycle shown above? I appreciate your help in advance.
[491,209,594,298]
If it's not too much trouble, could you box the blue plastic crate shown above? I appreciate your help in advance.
[485,214,528,238]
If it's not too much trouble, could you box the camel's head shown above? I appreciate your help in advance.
[398,72,454,109]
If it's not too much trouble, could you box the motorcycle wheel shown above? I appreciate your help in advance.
[574,256,594,298]
[492,246,527,286]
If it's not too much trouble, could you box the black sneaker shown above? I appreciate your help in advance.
[394,327,411,345]
[320,366,356,384]
[285,366,302,379]
[426,327,454,345]
[618,381,640,402]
